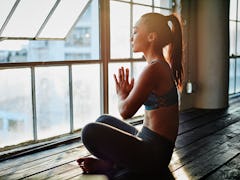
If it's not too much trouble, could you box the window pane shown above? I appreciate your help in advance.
[132,5,153,58]
[229,58,235,94]
[35,66,70,139]
[133,0,152,5]
[238,0,240,20]
[0,68,33,147]
[1,0,57,38]
[110,1,130,58]
[154,8,172,15]
[132,62,146,116]
[230,0,237,20]
[237,22,240,55]
[0,0,99,62]
[154,0,173,8]
[236,58,240,92]
[0,0,16,28]
[72,64,100,130]
[229,21,236,55]
[39,0,90,38]
[108,63,131,117]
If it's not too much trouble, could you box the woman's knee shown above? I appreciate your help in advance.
[81,123,100,145]
[96,114,113,123]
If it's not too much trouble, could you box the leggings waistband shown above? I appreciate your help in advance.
[137,126,174,150]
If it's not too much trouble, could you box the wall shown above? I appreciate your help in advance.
[181,0,230,110]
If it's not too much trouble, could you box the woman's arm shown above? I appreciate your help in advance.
[114,65,158,119]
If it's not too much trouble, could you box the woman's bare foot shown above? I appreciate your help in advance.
[77,157,114,174]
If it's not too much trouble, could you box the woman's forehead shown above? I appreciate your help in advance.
[133,19,145,29]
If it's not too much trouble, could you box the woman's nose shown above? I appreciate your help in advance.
[130,36,133,42]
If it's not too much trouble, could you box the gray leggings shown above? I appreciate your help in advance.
[81,115,174,178]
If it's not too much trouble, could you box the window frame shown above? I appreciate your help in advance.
[229,0,240,95]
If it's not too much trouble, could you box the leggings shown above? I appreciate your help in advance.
[81,115,174,178]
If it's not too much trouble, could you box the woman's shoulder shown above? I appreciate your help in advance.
[144,59,169,76]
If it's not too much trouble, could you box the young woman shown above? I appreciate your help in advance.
[77,12,183,179]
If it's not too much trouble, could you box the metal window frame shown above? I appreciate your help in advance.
[229,0,240,95]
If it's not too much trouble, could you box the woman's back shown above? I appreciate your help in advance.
[143,60,179,143]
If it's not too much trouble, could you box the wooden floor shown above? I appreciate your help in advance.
[0,96,240,180]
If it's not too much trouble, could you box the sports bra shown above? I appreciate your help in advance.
[143,60,178,110]
[143,86,178,110]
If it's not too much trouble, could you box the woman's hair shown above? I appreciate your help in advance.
[140,13,183,88]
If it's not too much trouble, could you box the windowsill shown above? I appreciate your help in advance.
[0,115,144,162]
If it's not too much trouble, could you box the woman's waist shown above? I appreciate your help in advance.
[143,115,179,143]
[137,126,175,149]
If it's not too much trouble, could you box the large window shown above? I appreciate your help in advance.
[109,0,173,116]
[0,0,99,62]
[0,0,100,148]
[0,0,174,149]
[229,0,240,94]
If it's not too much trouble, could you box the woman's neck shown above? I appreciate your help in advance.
[144,52,165,64]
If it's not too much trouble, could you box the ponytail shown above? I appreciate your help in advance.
[167,14,183,89]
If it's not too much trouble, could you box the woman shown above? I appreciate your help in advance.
[77,12,183,179]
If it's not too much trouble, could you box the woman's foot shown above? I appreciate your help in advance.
[77,157,114,174]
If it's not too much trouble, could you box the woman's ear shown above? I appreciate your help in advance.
[148,32,157,42]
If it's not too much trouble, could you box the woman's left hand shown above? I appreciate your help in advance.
[114,67,134,100]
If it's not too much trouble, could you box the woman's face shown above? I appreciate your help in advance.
[131,19,150,53]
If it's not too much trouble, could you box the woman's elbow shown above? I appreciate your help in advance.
[120,111,131,119]
[119,106,134,119]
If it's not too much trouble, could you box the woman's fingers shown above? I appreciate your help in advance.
[125,68,129,84]
[115,67,132,86]
[113,74,118,84]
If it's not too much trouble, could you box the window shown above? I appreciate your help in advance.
[109,0,173,116]
[65,27,91,47]
[0,0,99,62]
[0,0,100,148]
[229,0,240,94]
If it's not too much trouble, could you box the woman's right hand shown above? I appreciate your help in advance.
[113,67,134,100]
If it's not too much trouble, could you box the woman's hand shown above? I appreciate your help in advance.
[114,67,134,100]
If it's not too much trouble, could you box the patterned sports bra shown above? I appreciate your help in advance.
[143,86,178,110]
[143,60,178,110]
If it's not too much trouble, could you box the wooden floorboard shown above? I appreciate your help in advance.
[204,154,240,180]
[0,97,239,180]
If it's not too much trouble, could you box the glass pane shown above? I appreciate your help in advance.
[72,64,100,130]
[154,8,172,15]
[238,0,240,20]
[229,21,236,55]
[110,1,130,58]
[0,68,33,148]
[35,66,70,139]
[155,0,172,8]
[0,0,16,28]
[1,0,57,38]
[236,58,240,92]
[108,63,131,117]
[237,22,240,55]
[39,0,90,38]
[132,5,153,58]
[133,0,152,5]
[229,58,235,94]
[0,0,99,62]
[230,0,237,20]
[132,62,146,116]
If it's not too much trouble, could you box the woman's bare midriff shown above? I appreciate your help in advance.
[143,105,179,143]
